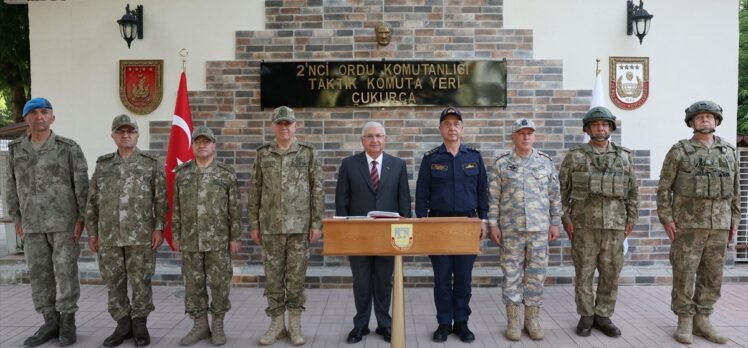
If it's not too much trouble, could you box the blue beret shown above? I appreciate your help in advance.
[22,98,53,118]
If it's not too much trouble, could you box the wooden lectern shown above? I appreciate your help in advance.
[323,217,481,348]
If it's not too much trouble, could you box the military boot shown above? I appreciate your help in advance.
[505,304,521,341]
[258,313,286,345]
[693,314,728,344]
[287,310,305,346]
[58,313,76,346]
[593,315,621,337]
[103,316,132,347]
[524,306,544,340]
[23,311,60,347]
[181,315,211,346]
[575,316,593,337]
[211,313,226,346]
[132,317,150,346]
[674,315,693,344]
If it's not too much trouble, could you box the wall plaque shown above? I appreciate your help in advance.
[119,60,163,115]
[260,60,507,108]
[609,56,649,110]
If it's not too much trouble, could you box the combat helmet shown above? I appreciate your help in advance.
[582,106,616,131]
[684,100,722,127]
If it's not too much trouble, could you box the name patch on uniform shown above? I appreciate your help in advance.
[431,164,448,171]
[463,163,477,170]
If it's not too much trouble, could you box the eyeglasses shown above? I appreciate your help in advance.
[362,134,385,140]
[114,129,138,136]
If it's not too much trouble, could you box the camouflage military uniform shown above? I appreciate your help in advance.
[248,139,324,317]
[488,149,562,306]
[5,132,89,315]
[657,137,739,316]
[85,148,167,321]
[559,142,639,317]
[173,160,242,319]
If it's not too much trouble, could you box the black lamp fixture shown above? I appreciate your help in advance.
[117,4,143,49]
[627,0,653,45]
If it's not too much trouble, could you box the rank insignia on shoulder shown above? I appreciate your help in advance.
[431,163,448,171]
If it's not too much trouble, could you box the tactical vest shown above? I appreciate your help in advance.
[570,144,630,200]
[673,140,734,199]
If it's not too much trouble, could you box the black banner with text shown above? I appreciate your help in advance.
[260,60,507,108]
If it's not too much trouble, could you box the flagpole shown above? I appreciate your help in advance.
[179,48,189,73]
[164,50,195,251]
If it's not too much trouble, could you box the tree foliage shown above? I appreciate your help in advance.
[739,0,748,134]
[0,2,30,127]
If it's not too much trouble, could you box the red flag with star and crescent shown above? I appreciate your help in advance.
[164,72,194,250]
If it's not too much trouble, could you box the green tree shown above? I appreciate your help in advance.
[739,0,748,134]
[0,2,30,127]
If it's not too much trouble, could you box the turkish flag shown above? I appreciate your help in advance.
[163,72,194,250]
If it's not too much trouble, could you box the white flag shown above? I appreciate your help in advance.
[591,70,605,108]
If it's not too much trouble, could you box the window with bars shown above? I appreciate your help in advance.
[738,147,748,263]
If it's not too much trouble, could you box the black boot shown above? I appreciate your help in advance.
[576,316,593,337]
[23,311,60,347]
[132,317,150,346]
[593,315,621,337]
[432,324,451,342]
[58,313,76,346]
[103,316,132,347]
[452,321,475,342]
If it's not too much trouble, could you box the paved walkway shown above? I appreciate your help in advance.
[1,284,746,348]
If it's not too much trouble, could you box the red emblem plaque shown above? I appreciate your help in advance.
[119,60,163,115]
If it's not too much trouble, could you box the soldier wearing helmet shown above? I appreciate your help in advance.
[559,106,639,338]
[656,100,738,345]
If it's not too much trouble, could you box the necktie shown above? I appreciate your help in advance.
[371,160,379,192]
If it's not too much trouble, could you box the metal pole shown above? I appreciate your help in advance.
[391,255,405,347]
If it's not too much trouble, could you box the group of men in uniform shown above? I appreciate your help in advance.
[4,97,738,347]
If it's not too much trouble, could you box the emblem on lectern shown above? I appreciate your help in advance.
[391,224,413,251]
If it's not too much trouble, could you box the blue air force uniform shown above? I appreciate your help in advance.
[415,143,489,326]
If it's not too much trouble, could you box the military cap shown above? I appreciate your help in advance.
[511,118,536,133]
[191,126,216,142]
[111,114,139,131]
[22,98,53,118]
[272,106,296,124]
[439,106,462,122]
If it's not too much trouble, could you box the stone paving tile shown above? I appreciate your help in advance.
[0,284,746,347]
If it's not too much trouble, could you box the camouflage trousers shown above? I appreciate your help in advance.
[182,250,233,319]
[500,230,548,306]
[670,228,728,316]
[572,228,624,317]
[262,233,308,317]
[24,232,80,315]
[98,245,156,321]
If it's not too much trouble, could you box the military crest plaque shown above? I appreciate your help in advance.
[391,224,414,251]
[119,60,163,114]
[609,56,649,110]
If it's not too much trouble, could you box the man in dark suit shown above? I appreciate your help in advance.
[335,121,412,344]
